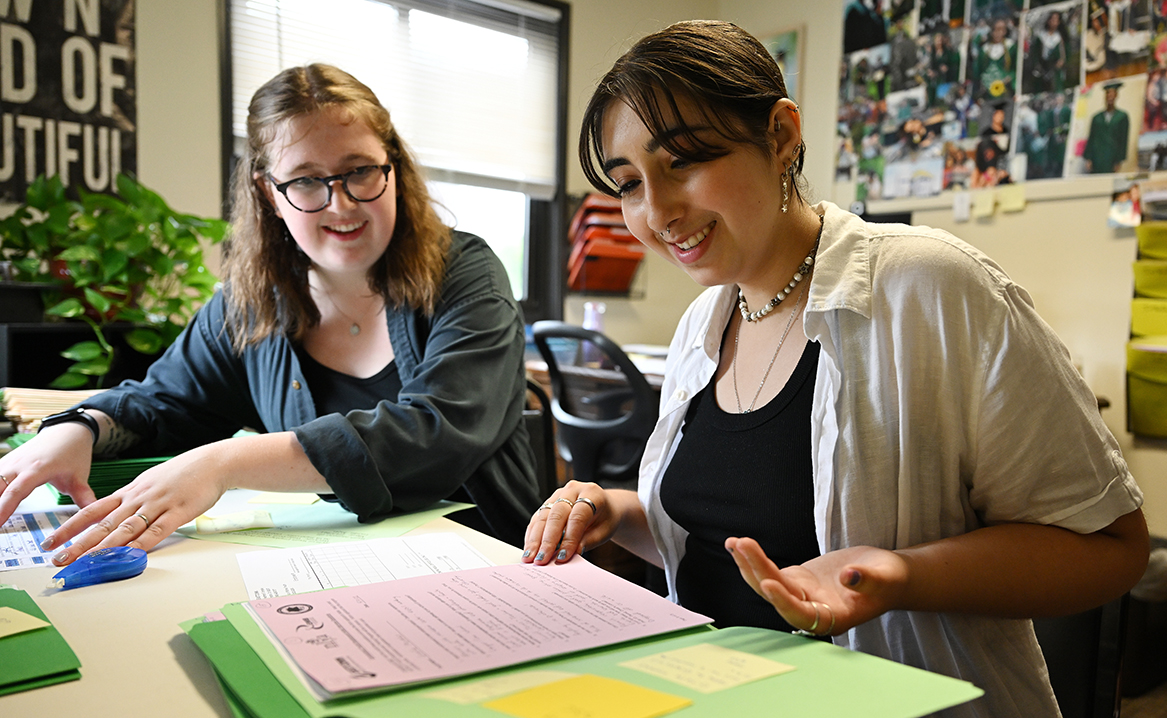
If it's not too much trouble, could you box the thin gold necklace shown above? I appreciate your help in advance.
[732,280,807,413]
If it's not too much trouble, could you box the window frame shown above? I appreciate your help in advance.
[216,0,567,322]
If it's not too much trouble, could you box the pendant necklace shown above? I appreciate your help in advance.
[732,280,808,413]
[318,287,381,336]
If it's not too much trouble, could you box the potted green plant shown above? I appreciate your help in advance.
[0,173,229,388]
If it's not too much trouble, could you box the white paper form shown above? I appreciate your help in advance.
[236,532,494,599]
[0,509,76,571]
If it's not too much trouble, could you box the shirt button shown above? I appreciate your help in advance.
[292,380,301,390]
[673,389,688,402]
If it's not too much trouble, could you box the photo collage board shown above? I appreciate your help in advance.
[838,0,1167,203]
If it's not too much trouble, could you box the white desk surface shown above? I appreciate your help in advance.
[0,488,523,717]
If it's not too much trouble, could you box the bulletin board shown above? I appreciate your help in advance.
[835,0,1163,207]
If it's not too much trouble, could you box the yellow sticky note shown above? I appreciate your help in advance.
[483,674,690,718]
[620,643,795,694]
[972,190,996,218]
[426,670,577,705]
[247,492,320,505]
[998,184,1026,212]
[0,606,52,638]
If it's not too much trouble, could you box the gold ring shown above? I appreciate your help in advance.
[135,513,150,528]
[0,473,9,487]
[573,497,597,516]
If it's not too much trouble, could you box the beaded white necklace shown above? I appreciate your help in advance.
[737,213,824,323]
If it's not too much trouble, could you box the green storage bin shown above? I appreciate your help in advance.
[1132,298,1167,336]
[1128,336,1167,437]
[1135,260,1167,298]
[1139,222,1167,260]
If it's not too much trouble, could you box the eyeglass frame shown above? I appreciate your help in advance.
[266,163,394,213]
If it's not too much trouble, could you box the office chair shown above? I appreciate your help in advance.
[1033,594,1129,718]
[531,321,658,489]
[523,378,559,500]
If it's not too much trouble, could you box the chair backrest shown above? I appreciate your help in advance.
[531,320,659,488]
[1032,594,1129,718]
[523,378,559,500]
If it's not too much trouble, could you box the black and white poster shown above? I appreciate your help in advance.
[0,0,136,202]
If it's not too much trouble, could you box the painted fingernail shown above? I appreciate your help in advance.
[847,570,861,586]
[535,552,545,562]
[522,549,531,558]
[40,537,54,551]
[557,549,567,561]
[52,551,70,565]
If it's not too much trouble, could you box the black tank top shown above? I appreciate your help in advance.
[659,340,821,630]
[293,346,401,416]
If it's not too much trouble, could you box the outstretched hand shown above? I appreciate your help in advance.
[0,424,97,527]
[39,443,233,565]
[725,536,910,636]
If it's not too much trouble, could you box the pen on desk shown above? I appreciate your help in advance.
[50,546,148,589]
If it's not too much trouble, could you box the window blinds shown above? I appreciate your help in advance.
[230,0,561,200]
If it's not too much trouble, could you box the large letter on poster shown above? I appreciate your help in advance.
[0,0,136,201]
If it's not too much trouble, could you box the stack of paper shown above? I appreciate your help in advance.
[0,387,105,432]
[184,556,984,717]
[0,586,81,694]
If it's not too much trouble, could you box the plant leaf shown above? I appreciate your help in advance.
[60,341,107,361]
[45,297,86,317]
[125,328,165,355]
[49,372,91,389]
[70,357,112,376]
[83,287,111,315]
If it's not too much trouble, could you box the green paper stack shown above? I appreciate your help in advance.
[0,586,81,695]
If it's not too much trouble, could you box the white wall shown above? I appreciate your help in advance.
[136,0,223,271]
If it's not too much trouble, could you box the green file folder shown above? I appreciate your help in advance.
[0,586,81,695]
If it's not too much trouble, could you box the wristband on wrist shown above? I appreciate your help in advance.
[37,408,100,446]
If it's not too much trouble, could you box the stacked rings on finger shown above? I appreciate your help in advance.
[573,497,597,516]
[135,513,151,528]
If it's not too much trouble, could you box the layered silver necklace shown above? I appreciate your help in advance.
[731,213,823,413]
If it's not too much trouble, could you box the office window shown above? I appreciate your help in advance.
[224,0,567,316]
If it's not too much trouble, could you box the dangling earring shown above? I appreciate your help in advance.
[781,171,790,214]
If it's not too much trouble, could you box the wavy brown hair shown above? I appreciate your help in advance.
[222,64,450,350]
[579,20,804,203]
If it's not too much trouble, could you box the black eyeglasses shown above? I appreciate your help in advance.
[268,164,393,213]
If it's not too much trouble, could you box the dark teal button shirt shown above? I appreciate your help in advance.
[82,231,540,546]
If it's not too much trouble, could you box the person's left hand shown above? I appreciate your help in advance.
[725,537,910,636]
[40,443,232,566]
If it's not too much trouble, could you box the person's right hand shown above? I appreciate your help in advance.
[0,424,96,525]
[522,480,618,565]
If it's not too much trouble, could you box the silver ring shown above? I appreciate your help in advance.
[552,498,574,507]
[573,497,597,516]
[537,504,552,511]
[135,513,150,528]
[807,601,822,633]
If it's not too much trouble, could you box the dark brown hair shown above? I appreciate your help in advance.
[580,20,804,199]
[222,64,450,349]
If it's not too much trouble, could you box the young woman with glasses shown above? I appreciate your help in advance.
[1,64,540,558]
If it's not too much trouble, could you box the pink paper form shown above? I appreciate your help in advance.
[245,556,711,699]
